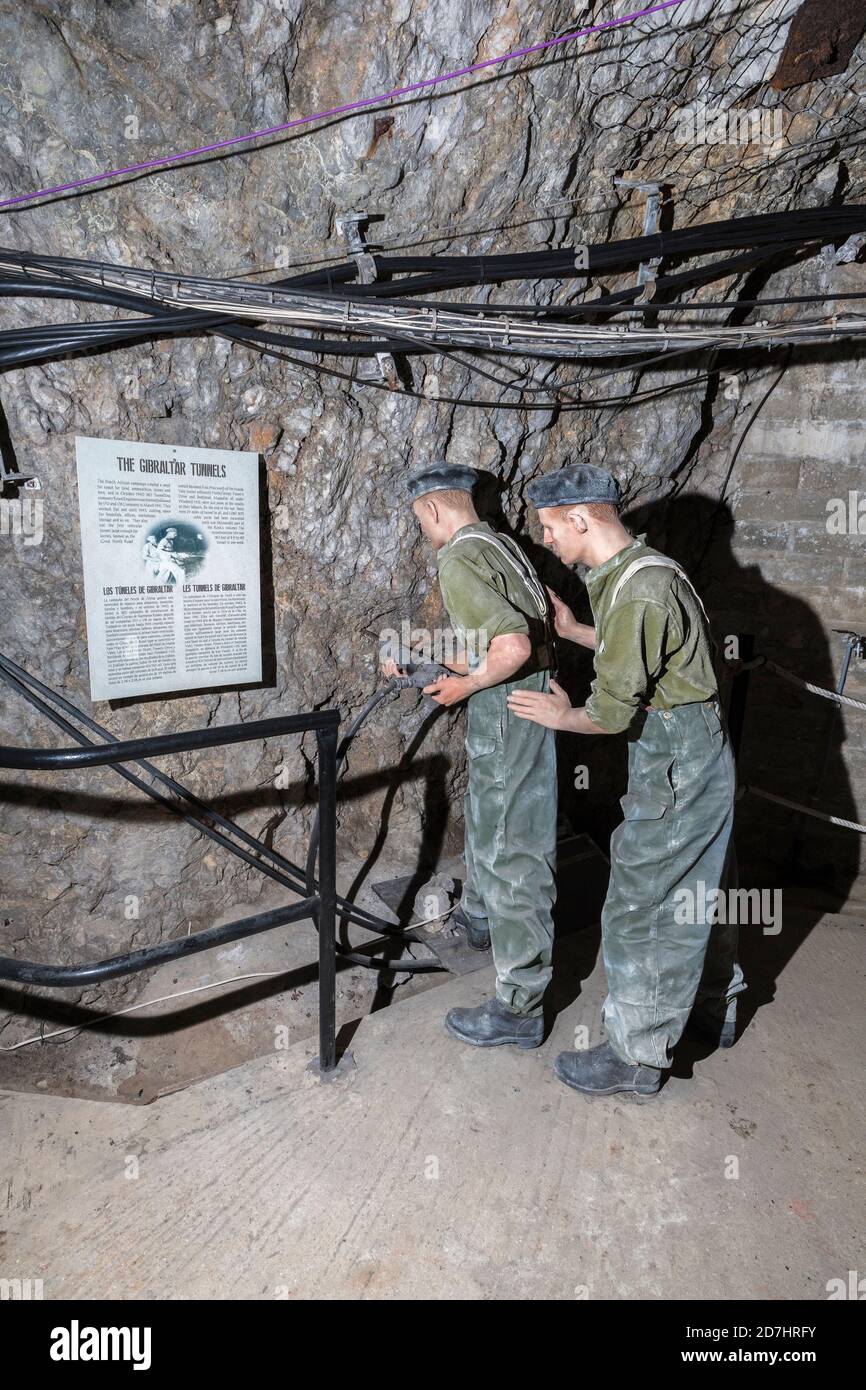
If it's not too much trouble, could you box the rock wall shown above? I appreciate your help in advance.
[0,0,864,1026]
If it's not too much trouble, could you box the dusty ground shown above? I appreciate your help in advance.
[0,851,443,1104]
[1,901,862,1300]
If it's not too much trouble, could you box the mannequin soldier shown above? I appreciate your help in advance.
[509,463,745,1098]
[384,464,557,1048]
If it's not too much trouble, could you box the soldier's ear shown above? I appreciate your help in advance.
[566,506,588,534]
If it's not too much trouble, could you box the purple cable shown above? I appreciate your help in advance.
[0,1,686,212]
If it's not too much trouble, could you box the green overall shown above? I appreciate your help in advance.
[584,537,746,1068]
[437,523,557,1016]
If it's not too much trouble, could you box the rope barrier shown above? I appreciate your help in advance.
[742,785,866,834]
[733,654,866,711]
[728,648,866,831]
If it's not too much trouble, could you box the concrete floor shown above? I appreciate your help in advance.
[1,905,863,1300]
[0,851,443,1104]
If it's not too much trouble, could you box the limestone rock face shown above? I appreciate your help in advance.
[0,0,862,1018]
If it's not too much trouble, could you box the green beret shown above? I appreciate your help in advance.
[527,464,621,509]
[407,464,480,501]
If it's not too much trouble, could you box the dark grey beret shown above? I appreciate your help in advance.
[526,464,621,509]
[407,464,479,501]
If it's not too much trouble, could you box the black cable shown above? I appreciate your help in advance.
[0,290,722,408]
[250,245,786,317]
[228,330,721,409]
[5,203,865,303]
[0,280,423,365]
[0,282,782,396]
[3,206,865,398]
[304,686,397,902]
[3,249,863,376]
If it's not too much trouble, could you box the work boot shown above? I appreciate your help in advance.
[445,997,544,1049]
[688,1008,737,1049]
[453,904,491,952]
[554,1040,661,1098]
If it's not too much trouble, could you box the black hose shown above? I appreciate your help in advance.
[10,204,864,293]
[0,279,422,365]
[304,684,397,901]
[304,660,450,918]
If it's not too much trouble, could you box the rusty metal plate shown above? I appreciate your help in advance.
[772,0,866,90]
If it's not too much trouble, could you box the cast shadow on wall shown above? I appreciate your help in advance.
[643,492,858,1068]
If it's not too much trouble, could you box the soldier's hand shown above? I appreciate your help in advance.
[546,587,579,640]
[423,674,471,706]
[507,678,572,730]
[380,657,405,679]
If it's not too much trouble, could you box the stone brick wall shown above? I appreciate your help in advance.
[715,350,865,904]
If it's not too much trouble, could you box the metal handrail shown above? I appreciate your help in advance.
[0,711,338,769]
[0,709,340,1072]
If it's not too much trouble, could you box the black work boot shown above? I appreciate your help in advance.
[688,1008,737,1049]
[445,997,544,1049]
[453,904,491,952]
[554,1040,661,1098]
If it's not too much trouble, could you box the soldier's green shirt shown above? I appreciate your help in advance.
[436,522,549,673]
[584,536,717,734]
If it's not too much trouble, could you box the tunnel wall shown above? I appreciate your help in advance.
[0,0,863,1030]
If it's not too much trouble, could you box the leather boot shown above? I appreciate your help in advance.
[445,997,543,1049]
[453,904,491,952]
[554,1040,661,1097]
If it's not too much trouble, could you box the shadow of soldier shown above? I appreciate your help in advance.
[635,491,860,1051]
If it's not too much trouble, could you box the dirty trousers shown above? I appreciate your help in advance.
[601,698,746,1068]
[460,672,557,1016]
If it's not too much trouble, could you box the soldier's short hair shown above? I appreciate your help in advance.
[417,487,475,509]
[579,501,620,523]
[548,501,619,523]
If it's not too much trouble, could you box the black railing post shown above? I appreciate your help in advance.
[316,726,338,1073]
[727,632,754,764]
